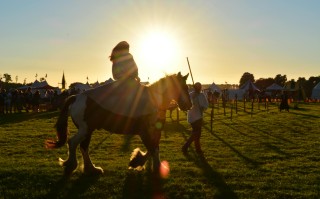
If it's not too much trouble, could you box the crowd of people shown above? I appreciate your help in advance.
[0,87,60,114]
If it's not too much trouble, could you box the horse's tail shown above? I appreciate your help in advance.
[45,95,76,149]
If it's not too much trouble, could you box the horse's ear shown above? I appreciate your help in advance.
[183,73,189,81]
[177,72,181,77]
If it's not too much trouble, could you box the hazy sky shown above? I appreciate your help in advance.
[1,0,319,87]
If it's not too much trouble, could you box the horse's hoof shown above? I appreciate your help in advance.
[64,167,75,177]
[84,166,104,175]
[128,165,145,171]
[86,167,104,175]
[58,157,65,166]
[60,158,78,176]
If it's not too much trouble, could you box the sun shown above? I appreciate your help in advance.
[136,30,179,73]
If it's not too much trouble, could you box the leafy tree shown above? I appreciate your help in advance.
[255,78,275,90]
[297,77,306,85]
[297,77,307,100]
[3,73,12,83]
[305,76,320,98]
[239,72,255,88]
[274,74,287,87]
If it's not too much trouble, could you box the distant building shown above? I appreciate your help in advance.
[61,72,66,89]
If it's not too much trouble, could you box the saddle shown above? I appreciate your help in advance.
[84,80,157,117]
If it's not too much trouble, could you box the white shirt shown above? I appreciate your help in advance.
[187,91,209,124]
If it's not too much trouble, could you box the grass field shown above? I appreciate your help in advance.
[0,102,319,199]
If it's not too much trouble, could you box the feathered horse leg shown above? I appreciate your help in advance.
[129,127,161,172]
[60,127,87,176]
[128,148,149,170]
[80,134,104,175]
[150,129,161,172]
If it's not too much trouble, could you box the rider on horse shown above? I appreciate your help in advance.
[110,41,140,83]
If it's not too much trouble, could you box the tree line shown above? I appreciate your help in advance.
[1,72,320,98]
[239,72,320,99]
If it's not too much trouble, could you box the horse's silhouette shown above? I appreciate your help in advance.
[46,72,192,176]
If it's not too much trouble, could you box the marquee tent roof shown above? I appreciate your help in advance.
[311,82,320,99]
[72,82,91,92]
[266,83,284,91]
[240,80,260,92]
[18,80,57,90]
[31,80,57,89]
[209,82,222,93]
[104,78,114,84]
[227,89,245,100]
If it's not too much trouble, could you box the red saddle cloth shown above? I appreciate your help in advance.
[84,80,157,118]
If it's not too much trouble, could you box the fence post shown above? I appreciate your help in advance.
[230,103,233,121]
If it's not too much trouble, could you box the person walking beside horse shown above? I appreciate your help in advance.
[182,82,209,154]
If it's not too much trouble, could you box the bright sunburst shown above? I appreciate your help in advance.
[137,30,178,72]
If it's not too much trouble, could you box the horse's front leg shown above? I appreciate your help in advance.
[60,127,87,176]
[140,128,162,172]
[80,133,104,175]
[151,129,162,171]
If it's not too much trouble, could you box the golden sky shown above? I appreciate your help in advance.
[1,1,319,87]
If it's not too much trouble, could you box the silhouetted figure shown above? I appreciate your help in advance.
[110,41,140,82]
[182,82,209,154]
[279,92,289,112]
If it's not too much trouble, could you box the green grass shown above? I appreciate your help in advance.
[0,102,319,199]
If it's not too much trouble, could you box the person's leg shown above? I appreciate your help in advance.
[182,133,195,152]
[193,119,203,153]
[182,119,202,153]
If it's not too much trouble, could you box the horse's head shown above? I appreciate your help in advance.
[171,72,192,111]
[150,72,192,111]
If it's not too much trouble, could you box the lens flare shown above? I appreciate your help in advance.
[160,160,170,178]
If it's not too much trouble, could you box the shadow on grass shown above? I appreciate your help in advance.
[0,111,59,125]
[0,170,100,199]
[205,124,262,169]
[184,153,239,199]
[289,111,320,119]
[121,134,135,152]
[46,175,100,199]
[89,133,110,154]
[163,121,191,145]
[122,170,165,199]
[235,119,295,144]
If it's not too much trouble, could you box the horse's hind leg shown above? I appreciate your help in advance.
[80,133,104,175]
[60,127,87,176]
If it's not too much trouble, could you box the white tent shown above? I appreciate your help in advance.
[240,80,260,92]
[72,82,91,92]
[30,80,57,89]
[266,83,283,91]
[227,89,245,100]
[104,78,114,84]
[209,82,222,93]
[311,82,320,99]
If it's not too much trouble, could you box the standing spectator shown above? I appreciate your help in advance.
[24,87,33,113]
[16,90,24,113]
[11,89,18,113]
[0,89,6,114]
[182,82,209,154]
[32,90,41,112]
[4,89,12,114]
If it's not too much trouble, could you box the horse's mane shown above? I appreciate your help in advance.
[149,74,177,88]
